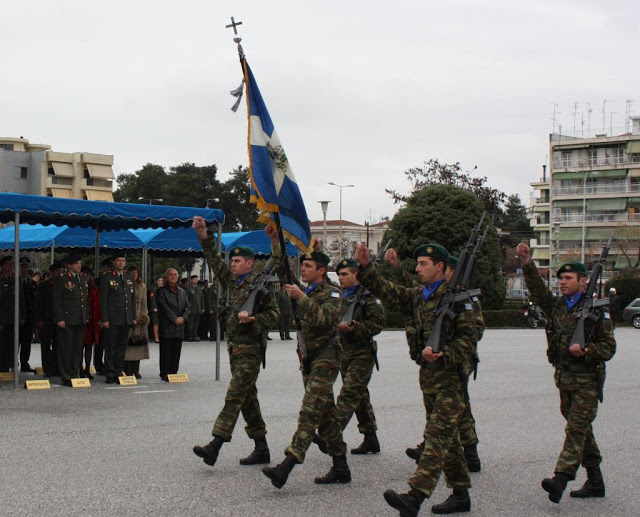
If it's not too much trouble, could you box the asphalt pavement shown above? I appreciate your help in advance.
[1,328,638,516]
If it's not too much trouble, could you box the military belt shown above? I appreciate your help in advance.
[425,360,445,371]
[564,363,596,373]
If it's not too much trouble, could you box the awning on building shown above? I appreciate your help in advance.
[86,163,115,179]
[626,140,640,154]
[532,248,550,260]
[554,199,585,208]
[629,169,640,178]
[627,197,640,204]
[553,172,586,180]
[589,169,628,178]
[614,256,634,268]
[49,188,74,198]
[586,198,627,210]
[51,162,75,177]
[587,228,614,240]
[558,228,583,240]
[84,189,114,202]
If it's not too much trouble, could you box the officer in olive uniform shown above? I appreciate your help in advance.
[100,253,136,383]
[262,228,350,490]
[36,262,63,376]
[192,217,279,469]
[185,275,205,341]
[205,277,223,341]
[0,255,26,373]
[53,254,89,386]
[18,257,38,372]
[334,258,386,455]
[517,243,616,504]
[276,285,293,340]
[356,242,477,516]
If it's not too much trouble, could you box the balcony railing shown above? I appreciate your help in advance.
[552,155,640,169]
[553,212,640,223]
[553,183,640,196]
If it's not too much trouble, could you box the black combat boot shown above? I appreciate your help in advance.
[239,436,270,465]
[193,436,224,466]
[541,473,570,503]
[383,488,424,517]
[464,445,481,472]
[405,440,425,462]
[312,433,328,454]
[431,489,471,514]
[350,431,381,455]
[314,455,352,484]
[262,453,297,489]
[570,466,605,498]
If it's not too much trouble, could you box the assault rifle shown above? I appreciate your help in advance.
[570,233,613,351]
[238,258,275,316]
[425,212,486,354]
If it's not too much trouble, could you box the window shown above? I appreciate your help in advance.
[0,143,13,151]
[48,166,54,176]
[561,151,572,167]
[19,166,27,179]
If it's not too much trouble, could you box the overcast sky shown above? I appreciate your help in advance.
[2,0,638,225]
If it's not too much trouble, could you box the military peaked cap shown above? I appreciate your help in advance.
[336,258,359,272]
[111,252,127,260]
[300,251,331,267]
[19,256,31,265]
[557,261,587,277]
[230,246,254,258]
[413,243,450,263]
[64,253,83,264]
[0,256,13,265]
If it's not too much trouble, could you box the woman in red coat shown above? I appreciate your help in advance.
[82,269,100,380]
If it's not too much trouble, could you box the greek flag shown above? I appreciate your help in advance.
[242,60,312,252]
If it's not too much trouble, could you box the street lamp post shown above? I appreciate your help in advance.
[319,200,330,252]
[138,197,163,205]
[206,198,220,208]
[328,182,354,260]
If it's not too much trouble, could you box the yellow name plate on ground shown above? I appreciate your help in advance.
[0,372,15,382]
[71,378,91,388]
[167,374,189,383]
[25,380,50,390]
[35,367,45,375]
[118,376,137,386]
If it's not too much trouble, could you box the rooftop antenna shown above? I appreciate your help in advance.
[545,103,560,133]
[572,102,579,136]
[602,99,607,135]
[625,99,633,133]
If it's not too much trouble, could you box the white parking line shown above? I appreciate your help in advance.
[105,385,151,390]
[135,390,174,394]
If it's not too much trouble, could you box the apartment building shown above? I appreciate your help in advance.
[529,116,640,282]
[0,136,115,201]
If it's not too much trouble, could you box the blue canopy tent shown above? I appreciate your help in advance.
[0,193,225,388]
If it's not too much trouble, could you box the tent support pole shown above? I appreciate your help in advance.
[94,225,100,279]
[215,222,222,381]
[13,214,20,389]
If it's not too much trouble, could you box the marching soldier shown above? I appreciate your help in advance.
[262,228,350,490]
[192,217,279,468]
[52,254,89,386]
[36,262,63,377]
[517,243,616,503]
[334,258,386,455]
[355,242,477,516]
[99,253,136,384]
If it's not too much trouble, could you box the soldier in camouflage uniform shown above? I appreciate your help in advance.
[192,216,279,468]
[262,226,350,489]
[334,258,386,455]
[517,242,616,504]
[355,242,477,516]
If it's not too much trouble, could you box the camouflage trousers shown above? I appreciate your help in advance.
[408,376,470,498]
[211,342,266,441]
[554,384,601,479]
[335,350,377,434]
[285,356,347,463]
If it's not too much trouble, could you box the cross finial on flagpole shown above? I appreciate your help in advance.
[225,16,243,35]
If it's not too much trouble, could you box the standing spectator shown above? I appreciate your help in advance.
[0,255,25,372]
[18,257,37,372]
[148,276,163,343]
[205,277,223,341]
[94,257,113,374]
[100,253,136,384]
[53,255,89,386]
[185,275,205,341]
[81,269,100,380]
[276,285,293,340]
[124,265,150,378]
[608,288,620,329]
[199,280,210,340]
[156,268,189,381]
[36,262,62,377]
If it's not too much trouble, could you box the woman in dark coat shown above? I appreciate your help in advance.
[155,268,189,381]
[82,269,100,380]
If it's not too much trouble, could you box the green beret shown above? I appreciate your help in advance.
[336,258,358,272]
[447,255,459,268]
[557,261,587,277]
[413,243,450,263]
[300,251,331,267]
[230,246,254,258]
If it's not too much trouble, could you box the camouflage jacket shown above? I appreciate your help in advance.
[200,234,279,345]
[392,265,484,361]
[271,243,345,356]
[523,261,616,377]
[360,263,477,386]
[340,285,386,354]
